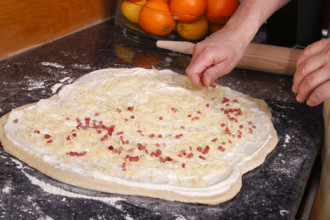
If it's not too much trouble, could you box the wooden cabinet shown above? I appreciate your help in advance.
[0,0,116,61]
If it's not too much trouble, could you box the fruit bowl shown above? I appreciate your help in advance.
[115,0,239,42]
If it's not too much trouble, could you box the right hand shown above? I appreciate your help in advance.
[186,29,246,87]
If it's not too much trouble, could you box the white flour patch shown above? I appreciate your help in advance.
[280,210,289,216]
[283,134,291,147]
[2,186,11,194]
[175,214,186,220]
[40,62,65,69]
[51,84,63,94]
[26,79,45,90]
[22,170,124,208]
[124,215,134,220]
[37,216,54,220]
[72,64,92,70]
[59,77,74,83]
[51,77,74,94]
[11,158,26,169]
[284,134,291,143]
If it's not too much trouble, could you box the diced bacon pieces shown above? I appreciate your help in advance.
[122,162,126,171]
[44,134,52,139]
[211,138,217,142]
[151,149,162,157]
[125,155,139,162]
[202,145,210,154]
[137,143,147,151]
[222,97,229,104]
[116,131,124,135]
[175,134,183,139]
[218,146,226,152]
[159,156,173,163]
[66,151,87,157]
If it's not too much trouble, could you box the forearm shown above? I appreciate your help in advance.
[220,0,291,48]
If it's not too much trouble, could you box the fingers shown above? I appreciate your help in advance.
[202,60,233,86]
[296,39,327,69]
[293,52,327,94]
[293,40,329,93]
[293,39,330,106]
[306,80,330,106]
[186,43,224,87]
[296,67,330,104]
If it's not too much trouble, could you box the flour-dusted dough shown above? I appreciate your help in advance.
[0,68,278,204]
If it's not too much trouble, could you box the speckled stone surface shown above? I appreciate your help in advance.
[0,19,323,220]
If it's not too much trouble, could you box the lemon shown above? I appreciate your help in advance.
[121,0,147,24]
[177,18,209,41]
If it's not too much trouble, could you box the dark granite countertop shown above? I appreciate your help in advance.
[0,19,323,220]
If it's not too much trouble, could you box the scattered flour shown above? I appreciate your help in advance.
[11,158,25,169]
[59,77,73,83]
[51,84,63,94]
[72,64,92,70]
[284,134,291,143]
[175,214,187,220]
[280,210,289,216]
[51,77,74,94]
[26,79,45,90]
[11,158,128,215]
[37,216,54,220]
[2,186,11,194]
[22,170,124,207]
[40,62,65,69]
[283,134,291,147]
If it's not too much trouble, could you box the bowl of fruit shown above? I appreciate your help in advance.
[115,0,239,42]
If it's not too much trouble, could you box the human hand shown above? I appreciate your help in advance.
[185,29,247,87]
[292,38,330,106]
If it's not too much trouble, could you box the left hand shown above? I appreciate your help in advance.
[292,38,330,106]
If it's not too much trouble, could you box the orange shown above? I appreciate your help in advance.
[206,0,239,24]
[139,0,176,36]
[177,18,209,40]
[170,0,207,22]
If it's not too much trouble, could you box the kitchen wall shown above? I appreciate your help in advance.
[0,0,117,61]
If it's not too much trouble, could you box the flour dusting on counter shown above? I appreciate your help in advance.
[22,170,124,207]
[51,77,74,94]
[40,62,65,69]
[26,78,45,91]
[283,134,291,148]
[71,64,92,70]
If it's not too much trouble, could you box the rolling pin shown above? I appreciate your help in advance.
[156,40,303,75]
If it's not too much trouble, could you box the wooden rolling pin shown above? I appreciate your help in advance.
[156,40,303,75]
